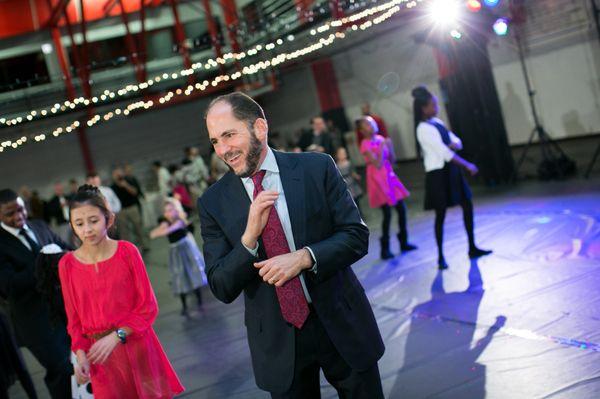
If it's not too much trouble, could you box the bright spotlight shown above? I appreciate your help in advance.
[493,17,509,36]
[429,0,461,26]
[483,0,500,7]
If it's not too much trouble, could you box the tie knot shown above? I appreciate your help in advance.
[18,228,27,236]
[251,170,266,188]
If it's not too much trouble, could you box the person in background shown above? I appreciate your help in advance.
[111,168,148,253]
[358,116,417,259]
[335,147,363,216]
[0,305,38,399]
[181,147,210,195]
[123,164,145,213]
[168,165,194,216]
[66,179,79,201]
[150,198,207,316]
[152,161,171,199]
[45,182,72,245]
[209,150,229,183]
[361,103,389,137]
[412,85,491,270]
[296,116,335,155]
[29,191,46,221]
[86,172,122,215]
[0,189,72,398]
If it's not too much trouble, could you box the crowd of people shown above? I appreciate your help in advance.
[0,86,493,399]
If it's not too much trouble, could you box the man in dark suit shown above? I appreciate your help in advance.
[198,93,384,398]
[295,116,335,155]
[0,189,72,398]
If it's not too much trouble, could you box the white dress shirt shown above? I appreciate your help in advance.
[416,117,463,172]
[1,222,39,251]
[241,148,317,303]
[99,185,122,214]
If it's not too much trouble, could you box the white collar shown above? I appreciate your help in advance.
[1,222,31,236]
[242,147,279,185]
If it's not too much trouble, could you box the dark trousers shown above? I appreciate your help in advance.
[271,310,384,399]
[24,326,72,399]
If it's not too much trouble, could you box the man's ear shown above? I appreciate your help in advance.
[254,118,269,140]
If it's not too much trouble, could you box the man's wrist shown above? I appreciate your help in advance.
[241,233,258,250]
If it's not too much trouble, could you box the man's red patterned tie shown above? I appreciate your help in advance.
[252,170,310,329]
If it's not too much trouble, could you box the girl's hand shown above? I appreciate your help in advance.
[74,351,91,384]
[88,332,120,364]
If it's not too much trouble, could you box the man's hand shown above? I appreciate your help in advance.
[242,191,278,249]
[87,333,120,364]
[254,249,313,287]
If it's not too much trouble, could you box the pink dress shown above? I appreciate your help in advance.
[360,135,410,208]
[58,241,184,399]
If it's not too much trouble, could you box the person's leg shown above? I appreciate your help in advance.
[395,200,417,252]
[118,207,133,243]
[271,314,321,399]
[179,294,188,315]
[194,287,203,306]
[315,315,384,399]
[129,207,149,251]
[25,329,72,399]
[435,207,448,269]
[380,206,393,260]
[461,200,492,258]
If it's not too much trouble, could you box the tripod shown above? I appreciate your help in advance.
[511,29,575,181]
[584,0,600,178]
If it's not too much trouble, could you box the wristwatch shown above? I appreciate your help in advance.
[115,328,127,344]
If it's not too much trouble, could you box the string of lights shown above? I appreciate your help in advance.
[0,0,422,155]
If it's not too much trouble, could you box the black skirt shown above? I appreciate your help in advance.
[424,162,472,210]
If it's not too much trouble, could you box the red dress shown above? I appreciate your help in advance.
[360,135,410,208]
[58,241,184,399]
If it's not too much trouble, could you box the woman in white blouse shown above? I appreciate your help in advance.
[412,85,491,270]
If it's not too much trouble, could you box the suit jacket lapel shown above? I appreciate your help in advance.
[221,172,252,241]
[0,226,34,258]
[275,151,306,249]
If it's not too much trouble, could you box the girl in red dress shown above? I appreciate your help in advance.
[59,185,184,398]
[358,116,417,260]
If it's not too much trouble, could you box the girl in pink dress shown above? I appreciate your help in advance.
[59,185,184,399]
[358,116,417,259]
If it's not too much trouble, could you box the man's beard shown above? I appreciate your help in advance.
[225,128,263,178]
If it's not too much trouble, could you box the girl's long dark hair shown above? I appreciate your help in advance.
[412,85,434,158]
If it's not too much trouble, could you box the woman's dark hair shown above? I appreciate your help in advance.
[412,85,434,132]
[68,184,112,223]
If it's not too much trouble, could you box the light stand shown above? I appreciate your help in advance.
[585,0,600,178]
[511,28,576,181]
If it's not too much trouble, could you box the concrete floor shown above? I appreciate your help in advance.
[9,174,600,398]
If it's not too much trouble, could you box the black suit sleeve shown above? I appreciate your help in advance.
[307,156,369,283]
[0,253,36,299]
[198,198,259,304]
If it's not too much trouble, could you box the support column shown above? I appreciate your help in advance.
[310,58,349,133]
[117,0,146,83]
[219,0,240,53]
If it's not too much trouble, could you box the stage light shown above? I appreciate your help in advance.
[483,0,500,7]
[429,0,461,25]
[493,17,509,36]
[466,0,481,12]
